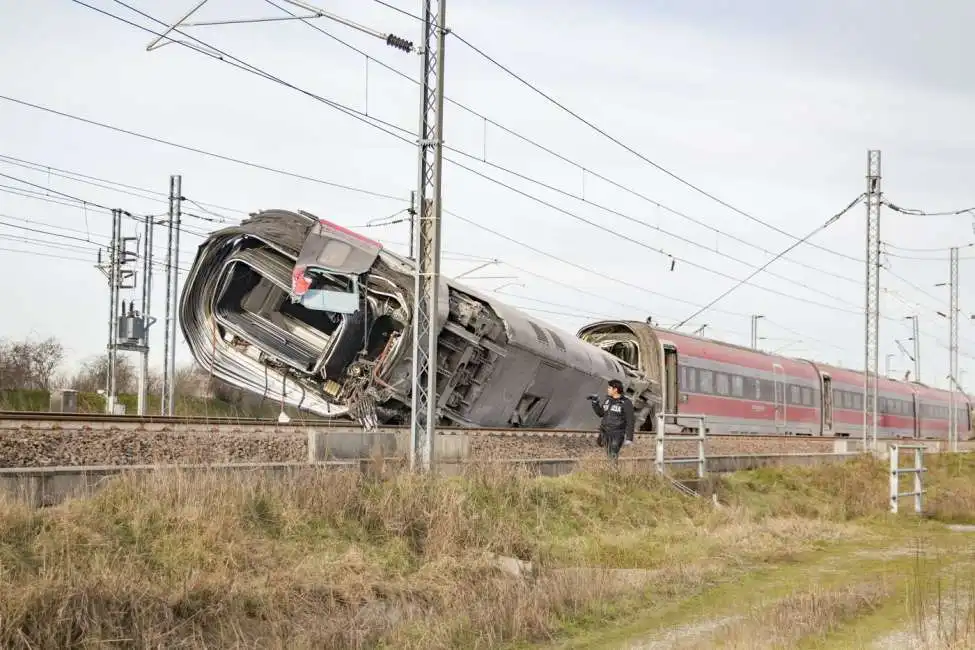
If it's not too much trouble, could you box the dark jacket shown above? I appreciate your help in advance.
[591,395,635,442]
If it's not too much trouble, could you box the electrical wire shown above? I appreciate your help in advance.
[0,95,406,204]
[448,156,867,314]
[269,0,863,287]
[15,7,961,362]
[380,5,865,263]
[884,200,975,217]
[0,152,248,216]
[882,240,975,254]
[69,1,874,312]
[675,193,864,326]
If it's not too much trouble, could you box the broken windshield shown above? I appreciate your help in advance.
[294,267,360,315]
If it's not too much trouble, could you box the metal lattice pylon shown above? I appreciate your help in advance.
[409,0,447,472]
[949,246,959,451]
[863,150,881,451]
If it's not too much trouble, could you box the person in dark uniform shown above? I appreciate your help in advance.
[588,379,635,461]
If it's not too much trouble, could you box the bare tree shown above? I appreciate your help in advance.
[0,337,65,390]
[70,354,137,394]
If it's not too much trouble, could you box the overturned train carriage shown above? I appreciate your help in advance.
[179,209,661,429]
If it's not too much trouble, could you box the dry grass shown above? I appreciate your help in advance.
[0,464,712,649]
[0,455,973,649]
[695,581,893,649]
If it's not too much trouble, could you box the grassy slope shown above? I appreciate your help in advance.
[563,455,975,650]
[0,456,973,648]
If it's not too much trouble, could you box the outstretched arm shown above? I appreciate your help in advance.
[591,398,605,417]
[624,399,635,441]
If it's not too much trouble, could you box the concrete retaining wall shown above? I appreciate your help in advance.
[0,452,865,508]
[306,430,470,462]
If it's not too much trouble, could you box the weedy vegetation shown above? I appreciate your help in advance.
[0,454,973,648]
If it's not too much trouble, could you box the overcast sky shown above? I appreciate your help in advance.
[1,0,973,389]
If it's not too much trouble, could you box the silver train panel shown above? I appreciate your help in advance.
[180,209,661,429]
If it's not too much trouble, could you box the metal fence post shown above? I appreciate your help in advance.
[655,412,664,474]
[889,443,925,515]
[914,446,923,514]
[889,444,899,514]
[697,417,706,478]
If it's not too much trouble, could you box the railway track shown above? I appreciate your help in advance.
[0,410,845,440]
[0,410,953,476]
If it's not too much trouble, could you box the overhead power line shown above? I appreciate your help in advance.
[884,200,975,217]
[0,152,247,218]
[675,193,866,326]
[9,10,951,358]
[67,1,874,312]
[0,95,405,204]
[380,7,865,263]
[883,240,975,254]
[269,0,862,287]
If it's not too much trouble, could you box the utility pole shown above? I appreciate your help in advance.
[408,190,416,260]
[863,150,881,452]
[409,0,447,472]
[906,315,921,382]
[97,209,140,414]
[137,214,156,415]
[949,246,959,451]
[750,314,763,350]
[161,175,182,416]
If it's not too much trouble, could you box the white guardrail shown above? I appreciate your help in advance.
[889,443,926,514]
[654,413,706,479]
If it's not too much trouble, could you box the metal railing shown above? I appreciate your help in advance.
[654,413,706,479]
[889,443,926,514]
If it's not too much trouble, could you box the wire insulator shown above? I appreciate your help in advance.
[386,34,413,52]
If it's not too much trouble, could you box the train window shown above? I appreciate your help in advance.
[754,379,762,400]
[699,370,713,394]
[687,368,697,392]
[679,366,686,389]
[732,375,744,397]
[801,387,812,406]
[716,373,729,396]
[853,393,863,409]
[880,398,887,413]
[790,385,800,405]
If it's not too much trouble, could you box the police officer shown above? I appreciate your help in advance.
[588,379,635,461]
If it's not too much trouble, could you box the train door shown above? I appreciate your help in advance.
[663,344,679,424]
[821,373,833,435]
[773,363,786,434]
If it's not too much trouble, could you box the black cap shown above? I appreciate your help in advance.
[607,379,624,392]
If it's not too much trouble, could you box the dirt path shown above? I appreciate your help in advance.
[546,524,975,650]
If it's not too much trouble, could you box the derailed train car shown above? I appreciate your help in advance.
[179,209,661,429]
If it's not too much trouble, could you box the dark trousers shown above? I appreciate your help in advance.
[604,435,624,461]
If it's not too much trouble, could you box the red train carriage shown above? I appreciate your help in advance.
[577,320,973,441]
[811,363,917,439]
[912,383,971,439]
[657,329,822,435]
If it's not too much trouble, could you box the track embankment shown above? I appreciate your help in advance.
[0,413,859,468]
